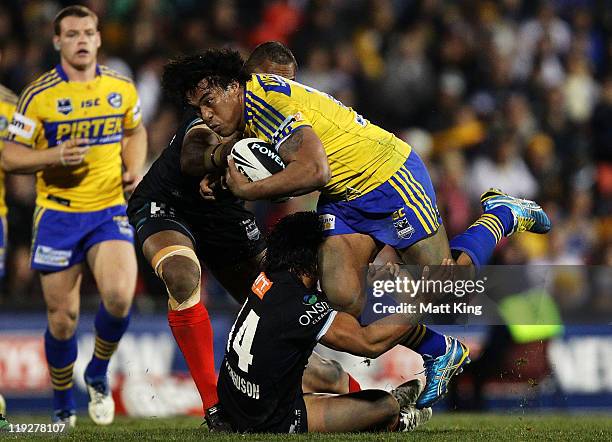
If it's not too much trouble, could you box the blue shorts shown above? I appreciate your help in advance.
[31,205,134,272]
[0,216,6,278]
[317,151,442,249]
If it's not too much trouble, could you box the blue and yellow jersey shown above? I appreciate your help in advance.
[7,64,142,212]
[243,74,411,199]
[0,84,17,216]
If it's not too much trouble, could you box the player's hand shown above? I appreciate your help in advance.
[58,138,90,166]
[199,173,222,201]
[367,261,402,284]
[225,156,256,200]
[429,257,456,282]
[122,171,142,194]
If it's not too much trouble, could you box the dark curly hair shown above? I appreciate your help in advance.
[161,48,251,107]
[263,212,324,280]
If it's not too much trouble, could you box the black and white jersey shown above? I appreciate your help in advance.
[217,270,337,432]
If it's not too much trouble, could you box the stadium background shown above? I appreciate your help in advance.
[0,0,610,417]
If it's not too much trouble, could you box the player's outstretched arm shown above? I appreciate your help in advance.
[225,127,330,200]
[180,123,237,176]
[1,138,90,174]
[121,124,147,193]
[320,312,416,359]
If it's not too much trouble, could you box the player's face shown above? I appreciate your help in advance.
[189,81,244,137]
[251,61,296,81]
[54,16,100,70]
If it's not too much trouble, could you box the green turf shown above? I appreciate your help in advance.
[3,413,611,441]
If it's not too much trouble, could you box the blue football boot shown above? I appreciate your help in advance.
[416,336,470,409]
[481,188,551,235]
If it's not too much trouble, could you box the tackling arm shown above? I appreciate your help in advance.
[320,312,416,359]
[225,126,330,200]
[180,123,237,176]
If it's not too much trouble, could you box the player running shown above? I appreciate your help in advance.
[127,42,359,430]
[218,211,433,433]
[168,48,552,408]
[2,5,147,426]
[0,82,17,280]
[0,77,17,434]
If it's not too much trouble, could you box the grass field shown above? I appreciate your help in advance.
[3,413,612,441]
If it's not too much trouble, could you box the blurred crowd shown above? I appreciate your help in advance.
[0,0,610,312]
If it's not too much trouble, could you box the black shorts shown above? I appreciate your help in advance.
[127,197,266,268]
[240,396,308,434]
[266,396,308,434]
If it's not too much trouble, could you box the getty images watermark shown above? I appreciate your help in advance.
[362,265,611,326]
[371,275,488,316]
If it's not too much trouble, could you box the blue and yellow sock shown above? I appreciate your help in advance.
[449,206,513,270]
[404,324,447,358]
[85,303,130,380]
[44,329,77,412]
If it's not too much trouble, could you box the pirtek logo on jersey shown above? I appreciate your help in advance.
[45,115,123,146]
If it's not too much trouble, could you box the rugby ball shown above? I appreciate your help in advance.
[230,138,290,202]
[231,138,286,181]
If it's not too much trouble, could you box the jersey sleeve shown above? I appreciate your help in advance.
[122,82,142,131]
[315,310,337,341]
[7,94,42,147]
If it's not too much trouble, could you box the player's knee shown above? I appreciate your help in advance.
[321,359,344,388]
[160,255,201,304]
[307,357,345,392]
[47,307,78,339]
[102,293,132,317]
[99,279,134,316]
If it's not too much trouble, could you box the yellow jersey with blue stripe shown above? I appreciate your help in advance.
[0,84,17,216]
[243,74,411,199]
[7,64,142,212]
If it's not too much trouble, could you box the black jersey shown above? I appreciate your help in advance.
[127,111,265,266]
[217,271,337,433]
[132,110,238,211]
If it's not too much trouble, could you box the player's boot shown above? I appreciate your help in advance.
[52,409,76,428]
[416,336,470,409]
[203,404,232,432]
[481,188,551,235]
[0,414,10,431]
[84,374,115,425]
[391,378,423,408]
[397,407,432,432]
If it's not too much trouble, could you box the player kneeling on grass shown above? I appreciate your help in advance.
[218,212,432,433]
